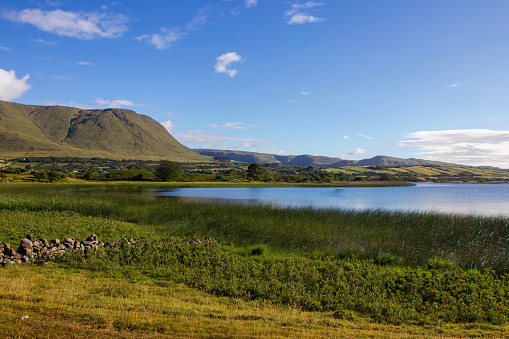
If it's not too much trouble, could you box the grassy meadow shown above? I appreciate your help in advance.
[1,183,509,337]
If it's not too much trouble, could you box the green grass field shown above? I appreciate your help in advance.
[1,183,509,337]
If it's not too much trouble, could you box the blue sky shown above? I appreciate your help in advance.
[1,0,509,167]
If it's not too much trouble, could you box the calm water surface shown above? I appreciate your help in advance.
[154,183,509,217]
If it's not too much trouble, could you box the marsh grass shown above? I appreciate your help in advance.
[1,184,508,272]
[2,184,509,328]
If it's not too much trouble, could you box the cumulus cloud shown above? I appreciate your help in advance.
[284,1,325,24]
[92,98,144,108]
[161,120,176,133]
[2,8,129,40]
[246,0,258,8]
[399,129,509,168]
[215,52,243,77]
[0,69,32,100]
[135,27,185,50]
[347,148,367,156]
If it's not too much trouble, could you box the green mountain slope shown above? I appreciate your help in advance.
[0,100,210,161]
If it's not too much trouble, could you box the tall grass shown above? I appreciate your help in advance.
[1,184,509,272]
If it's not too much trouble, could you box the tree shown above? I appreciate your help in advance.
[246,163,263,181]
[155,161,183,182]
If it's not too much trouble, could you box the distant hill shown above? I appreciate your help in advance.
[0,100,210,161]
[193,149,451,168]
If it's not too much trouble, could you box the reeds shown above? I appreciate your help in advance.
[1,184,508,272]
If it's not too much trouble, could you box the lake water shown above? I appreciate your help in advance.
[153,183,509,217]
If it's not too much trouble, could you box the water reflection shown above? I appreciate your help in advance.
[152,183,509,217]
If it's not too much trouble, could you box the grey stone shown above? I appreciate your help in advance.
[50,239,60,246]
[20,239,32,248]
[4,248,16,256]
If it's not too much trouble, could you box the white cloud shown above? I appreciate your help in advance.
[266,148,288,155]
[399,129,509,168]
[0,69,32,100]
[31,38,57,46]
[136,6,210,50]
[186,6,211,31]
[92,98,144,108]
[286,99,296,103]
[215,52,243,77]
[300,91,310,95]
[172,129,268,150]
[77,61,94,66]
[0,45,12,51]
[285,1,325,24]
[52,75,67,80]
[135,27,185,50]
[2,9,129,40]
[212,122,257,130]
[450,83,460,87]
[358,133,373,140]
[246,0,258,8]
[161,120,176,133]
[344,135,351,140]
[347,148,367,156]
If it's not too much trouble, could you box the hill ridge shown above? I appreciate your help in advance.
[193,149,453,168]
[0,100,209,161]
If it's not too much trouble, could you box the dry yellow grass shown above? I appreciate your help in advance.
[1,265,507,338]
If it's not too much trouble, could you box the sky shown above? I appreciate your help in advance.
[1,0,509,168]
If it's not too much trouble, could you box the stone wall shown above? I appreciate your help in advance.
[0,234,136,266]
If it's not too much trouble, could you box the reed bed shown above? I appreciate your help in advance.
[1,184,508,272]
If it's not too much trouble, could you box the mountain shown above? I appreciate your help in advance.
[193,149,450,168]
[0,100,210,161]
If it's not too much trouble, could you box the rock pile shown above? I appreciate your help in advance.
[0,234,136,266]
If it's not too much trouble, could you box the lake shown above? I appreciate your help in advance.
[153,183,509,217]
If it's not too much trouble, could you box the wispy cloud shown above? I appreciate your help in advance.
[285,99,296,103]
[358,133,373,140]
[284,1,325,25]
[2,8,129,40]
[344,135,351,140]
[449,83,460,87]
[0,45,12,51]
[0,69,32,100]
[77,61,94,66]
[135,27,185,50]
[399,129,509,168]
[215,52,243,77]
[52,75,67,80]
[300,91,310,95]
[136,6,209,50]
[171,129,268,150]
[31,38,57,46]
[246,0,258,8]
[92,98,144,108]
[211,122,257,130]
